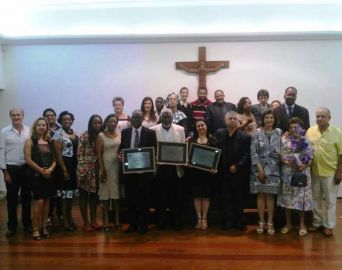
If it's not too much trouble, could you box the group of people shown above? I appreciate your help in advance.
[1,85,341,240]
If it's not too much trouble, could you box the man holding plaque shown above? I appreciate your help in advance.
[150,108,186,230]
[119,110,157,235]
[216,111,251,231]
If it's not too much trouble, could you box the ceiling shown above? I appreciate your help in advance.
[1,0,342,40]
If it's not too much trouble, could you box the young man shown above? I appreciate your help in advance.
[251,89,271,127]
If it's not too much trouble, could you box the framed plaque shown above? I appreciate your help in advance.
[122,147,156,174]
[188,143,221,172]
[157,141,188,165]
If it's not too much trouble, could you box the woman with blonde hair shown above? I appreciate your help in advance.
[24,117,56,240]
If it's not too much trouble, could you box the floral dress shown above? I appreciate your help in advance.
[277,133,314,211]
[250,128,282,194]
[76,131,98,194]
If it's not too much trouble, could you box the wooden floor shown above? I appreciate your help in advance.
[1,200,342,270]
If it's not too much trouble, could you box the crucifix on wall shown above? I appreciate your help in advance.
[175,47,229,89]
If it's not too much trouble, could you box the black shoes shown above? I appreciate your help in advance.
[5,229,16,238]
[124,225,137,234]
[24,226,33,234]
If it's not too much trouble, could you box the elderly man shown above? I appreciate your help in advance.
[216,111,250,230]
[206,89,236,134]
[306,107,342,236]
[120,110,157,234]
[150,108,185,230]
[274,86,310,132]
[0,108,32,237]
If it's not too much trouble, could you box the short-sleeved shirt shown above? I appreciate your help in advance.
[306,124,342,177]
[52,128,75,157]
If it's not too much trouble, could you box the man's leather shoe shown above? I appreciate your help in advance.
[124,225,137,233]
[138,226,147,235]
[24,226,33,234]
[237,224,248,231]
[6,229,16,237]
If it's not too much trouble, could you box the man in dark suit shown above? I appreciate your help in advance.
[251,89,271,127]
[274,86,310,132]
[206,89,236,134]
[216,111,251,231]
[119,110,157,234]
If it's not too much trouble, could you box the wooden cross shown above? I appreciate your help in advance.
[175,47,229,89]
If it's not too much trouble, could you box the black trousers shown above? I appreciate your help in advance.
[125,173,153,228]
[220,172,246,227]
[156,165,182,225]
[5,165,32,231]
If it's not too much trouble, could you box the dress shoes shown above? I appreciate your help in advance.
[24,226,33,234]
[138,226,148,235]
[5,229,16,238]
[124,225,137,234]
[236,224,248,231]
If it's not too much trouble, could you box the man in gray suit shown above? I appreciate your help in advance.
[251,89,271,127]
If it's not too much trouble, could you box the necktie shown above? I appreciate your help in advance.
[288,106,293,117]
[134,130,139,148]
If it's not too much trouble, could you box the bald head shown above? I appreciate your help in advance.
[316,107,331,129]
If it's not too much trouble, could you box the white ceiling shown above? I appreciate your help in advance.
[1,0,342,38]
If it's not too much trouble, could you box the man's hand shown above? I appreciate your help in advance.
[335,169,342,185]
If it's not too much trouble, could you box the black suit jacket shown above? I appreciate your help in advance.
[120,126,157,178]
[215,128,250,176]
[206,102,237,134]
[120,126,157,150]
[274,104,310,132]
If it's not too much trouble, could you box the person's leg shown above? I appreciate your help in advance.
[193,198,202,229]
[89,192,99,228]
[266,194,275,234]
[5,171,19,234]
[321,176,338,229]
[281,208,292,233]
[42,198,50,237]
[102,200,110,229]
[67,198,75,229]
[32,199,43,239]
[113,199,120,228]
[19,166,32,230]
[311,175,324,228]
[201,198,210,229]
[79,189,90,228]
[256,192,266,230]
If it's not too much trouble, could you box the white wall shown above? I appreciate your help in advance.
[1,39,342,132]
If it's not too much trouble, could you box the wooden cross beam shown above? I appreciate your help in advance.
[175,47,229,89]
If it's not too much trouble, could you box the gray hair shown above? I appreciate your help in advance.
[9,107,24,116]
[225,110,238,119]
[160,108,172,116]
[112,96,125,105]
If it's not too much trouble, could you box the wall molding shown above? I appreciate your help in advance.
[2,31,342,45]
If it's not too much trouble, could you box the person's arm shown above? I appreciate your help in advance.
[53,139,69,180]
[76,135,86,178]
[335,155,342,184]
[250,131,265,182]
[96,135,106,182]
[0,130,11,183]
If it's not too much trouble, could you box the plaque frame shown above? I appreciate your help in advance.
[157,141,188,165]
[188,143,221,172]
[122,147,156,174]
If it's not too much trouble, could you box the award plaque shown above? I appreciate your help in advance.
[188,143,221,172]
[157,141,188,165]
[122,147,156,174]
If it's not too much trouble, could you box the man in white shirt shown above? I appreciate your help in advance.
[150,109,185,230]
[0,108,32,237]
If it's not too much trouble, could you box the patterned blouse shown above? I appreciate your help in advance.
[52,128,76,157]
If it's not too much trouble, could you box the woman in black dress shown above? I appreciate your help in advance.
[53,111,79,231]
[189,119,218,229]
[24,117,56,240]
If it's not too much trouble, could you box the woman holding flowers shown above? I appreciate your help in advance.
[278,117,313,236]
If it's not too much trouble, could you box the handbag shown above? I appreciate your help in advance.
[290,171,307,187]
